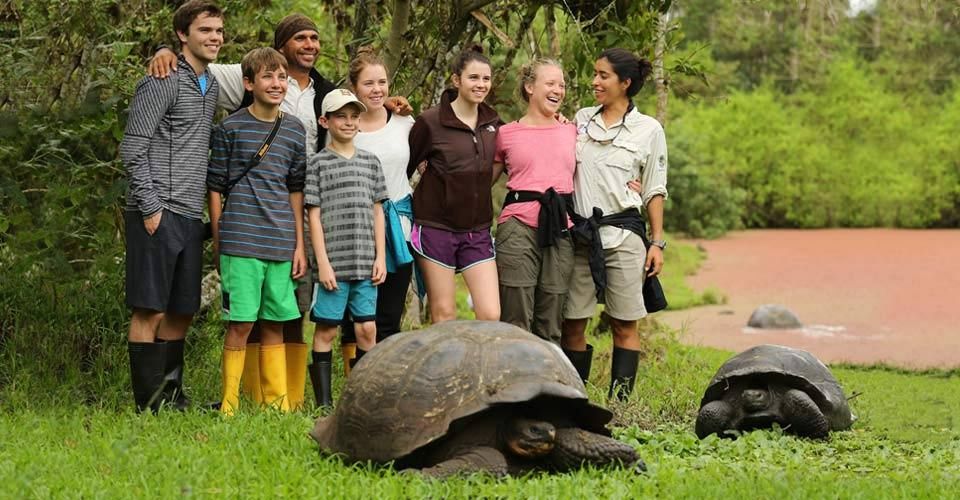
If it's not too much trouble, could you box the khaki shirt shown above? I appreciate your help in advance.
[573,105,668,249]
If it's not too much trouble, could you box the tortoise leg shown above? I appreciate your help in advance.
[548,428,644,472]
[782,389,829,439]
[695,400,735,439]
[418,446,509,479]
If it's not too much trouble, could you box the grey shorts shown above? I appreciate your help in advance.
[564,231,648,321]
[124,210,204,315]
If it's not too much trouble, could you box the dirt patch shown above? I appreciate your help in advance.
[656,229,960,369]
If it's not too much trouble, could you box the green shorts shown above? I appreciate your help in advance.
[220,254,300,323]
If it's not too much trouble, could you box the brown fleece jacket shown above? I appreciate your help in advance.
[407,88,501,232]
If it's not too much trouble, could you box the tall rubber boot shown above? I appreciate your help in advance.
[285,342,309,411]
[240,342,262,404]
[563,344,594,384]
[308,355,333,409]
[608,346,640,401]
[341,342,357,376]
[259,344,290,412]
[161,338,190,411]
[128,341,167,413]
[348,347,368,371]
[220,346,246,416]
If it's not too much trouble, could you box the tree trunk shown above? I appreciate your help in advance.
[385,0,412,78]
[493,2,541,90]
[653,12,668,126]
[546,2,560,57]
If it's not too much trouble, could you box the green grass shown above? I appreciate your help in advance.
[2,329,959,498]
[658,239,726,310]
[3,240,958,498]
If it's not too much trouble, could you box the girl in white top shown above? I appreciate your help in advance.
[561,48,669,401]
[339,48,416,346]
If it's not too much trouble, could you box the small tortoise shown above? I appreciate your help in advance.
[310,321,642,477]
[695,344,853,439]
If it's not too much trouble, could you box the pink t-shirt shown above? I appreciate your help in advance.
[494,121,577,228]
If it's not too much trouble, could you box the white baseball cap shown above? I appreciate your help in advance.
[321,88,367,114]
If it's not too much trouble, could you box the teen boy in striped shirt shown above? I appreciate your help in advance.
[208,48,307,415]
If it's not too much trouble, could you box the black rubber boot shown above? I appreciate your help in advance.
[608,346,640,401]
[128,341,167,413]
[308,360,333,409]
[563,344,594,384]
[161,338,190,411]
[349,347,368,371]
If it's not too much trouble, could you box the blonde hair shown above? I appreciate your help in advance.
[518,58,563,102]
[348,46,387,88]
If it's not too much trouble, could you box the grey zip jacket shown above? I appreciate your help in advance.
[120,54,219,219]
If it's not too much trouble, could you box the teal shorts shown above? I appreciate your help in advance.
[310,280,377,326]
[220,255,300,322]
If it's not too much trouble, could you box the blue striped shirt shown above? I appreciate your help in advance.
[208,109,306,261]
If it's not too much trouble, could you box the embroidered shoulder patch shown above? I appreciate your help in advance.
[658,155,666,169]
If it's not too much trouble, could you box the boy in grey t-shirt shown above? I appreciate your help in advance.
[305,89,387,407]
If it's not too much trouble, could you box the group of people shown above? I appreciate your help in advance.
[120,0,669,415]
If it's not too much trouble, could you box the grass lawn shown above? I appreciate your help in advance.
[2,334,958,498]
[2,240,957,498]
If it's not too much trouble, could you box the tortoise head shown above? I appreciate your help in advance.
[739,388,772,412]
[501,417,557,458]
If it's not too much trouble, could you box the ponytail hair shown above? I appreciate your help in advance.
[450,43,491,75]
[599,48,653,97]
[348,45,387,88]
[517,58,563,102]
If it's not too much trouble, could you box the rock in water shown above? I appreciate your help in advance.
[747,304,802,329]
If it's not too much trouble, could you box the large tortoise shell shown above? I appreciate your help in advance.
[310,321,613,462]
[700,344,854,431]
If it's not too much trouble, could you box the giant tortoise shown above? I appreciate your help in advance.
[695,344,854,439]
[310,321,642,477]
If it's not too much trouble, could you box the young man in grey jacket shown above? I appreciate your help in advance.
[119,0,223,413]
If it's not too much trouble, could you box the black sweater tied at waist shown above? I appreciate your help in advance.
[569,206,648,303]
[502,188,572,248]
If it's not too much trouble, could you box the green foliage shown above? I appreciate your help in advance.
[667,54,960,231]
[656,239,726,309]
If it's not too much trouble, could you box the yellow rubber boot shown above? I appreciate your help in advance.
[285,342,308,411]
[259,344,290,412]
[220,346,246,416]
[240,342,262,404]
[341,342,357,377]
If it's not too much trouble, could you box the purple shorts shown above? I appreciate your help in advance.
[411,223,495,272]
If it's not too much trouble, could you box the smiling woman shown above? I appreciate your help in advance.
[491,58,577,349]
[407,45,502,324]
[561,48,669,402]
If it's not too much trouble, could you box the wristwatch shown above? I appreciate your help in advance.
[650,239,667,250]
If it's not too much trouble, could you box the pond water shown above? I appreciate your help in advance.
[655,229,960,369]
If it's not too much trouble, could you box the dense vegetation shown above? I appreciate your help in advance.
[0,0,956,425]
[665,1,960,236]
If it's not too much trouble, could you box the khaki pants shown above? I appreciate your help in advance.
[495,218,574,344]
[565,231,648,321]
